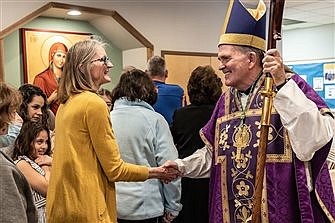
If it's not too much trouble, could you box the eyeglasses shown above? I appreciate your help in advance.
[91,55,110,65]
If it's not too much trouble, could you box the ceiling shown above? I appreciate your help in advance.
[38,0,334,50]
[281,0,335,30]
[235,0,334,30]
[40,8,146,51]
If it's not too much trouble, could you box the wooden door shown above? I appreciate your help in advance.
[162,51,227,104]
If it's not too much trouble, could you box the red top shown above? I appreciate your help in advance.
[33,68,59,115]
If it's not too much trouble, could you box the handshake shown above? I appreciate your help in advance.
[148,160,181,183]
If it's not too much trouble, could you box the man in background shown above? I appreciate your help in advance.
[146,55,184,126]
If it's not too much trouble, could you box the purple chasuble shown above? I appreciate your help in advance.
[200,74,335,223]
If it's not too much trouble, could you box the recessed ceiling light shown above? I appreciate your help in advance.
[67,10,82,16]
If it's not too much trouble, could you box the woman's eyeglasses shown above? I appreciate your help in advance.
[91,55,110,65]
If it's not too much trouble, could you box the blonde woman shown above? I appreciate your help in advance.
[46,38,178,223]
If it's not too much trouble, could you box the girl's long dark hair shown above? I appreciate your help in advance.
[18,84,49,125]
[13,121,51,161]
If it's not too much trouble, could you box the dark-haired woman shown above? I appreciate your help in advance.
[111,69,182,223]
[0,84,54,154]
[18,84,51,125]
[171,65,223,223]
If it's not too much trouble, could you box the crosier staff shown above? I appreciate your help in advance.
[251,0,285,222]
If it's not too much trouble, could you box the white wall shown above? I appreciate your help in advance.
[122,47,147,71]
[110,1,228,55]
[1,1,334,65]
[283,23,335,62]
[1,1,228,55]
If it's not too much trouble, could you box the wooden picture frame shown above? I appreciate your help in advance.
[21,28,91,84]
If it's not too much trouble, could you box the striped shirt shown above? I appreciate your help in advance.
[15,155,46,208]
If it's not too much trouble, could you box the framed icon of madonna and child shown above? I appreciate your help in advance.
[21,28,92,84]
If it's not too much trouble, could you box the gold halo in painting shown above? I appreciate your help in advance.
[40,35,72,67]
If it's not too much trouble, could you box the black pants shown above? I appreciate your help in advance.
[117,216,163,223]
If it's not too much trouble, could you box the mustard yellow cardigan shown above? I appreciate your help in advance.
[46,91,149,223]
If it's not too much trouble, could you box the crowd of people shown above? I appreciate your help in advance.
[1,0,335,222]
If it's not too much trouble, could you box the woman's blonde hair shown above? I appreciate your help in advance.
[57,37,107,103]
[0,82,22,128]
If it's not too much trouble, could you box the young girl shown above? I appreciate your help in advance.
[13,121,52,223]
[19,84,56,150]
[0,84,53,151]
[0,83,38,222]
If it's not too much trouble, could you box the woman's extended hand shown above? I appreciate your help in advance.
[148,161,181,183]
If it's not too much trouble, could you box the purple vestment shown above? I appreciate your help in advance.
[200,74,335,223]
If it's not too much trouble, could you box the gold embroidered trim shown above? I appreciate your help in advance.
[200,130,213,151]
[266,129,292,163]
[219,33,266,51]
[220,0,234,34]
[225,88,231,119]
[215,121,220,164]
[315,190,335,222]
[219,158,230,223]
[216,108,292,163]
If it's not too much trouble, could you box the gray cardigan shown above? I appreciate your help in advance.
[0,150,37,222]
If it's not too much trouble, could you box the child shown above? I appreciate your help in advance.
[0,82,23,149]
[13,121,52,223]
[0,82,38,222]
[0,84,53,152]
